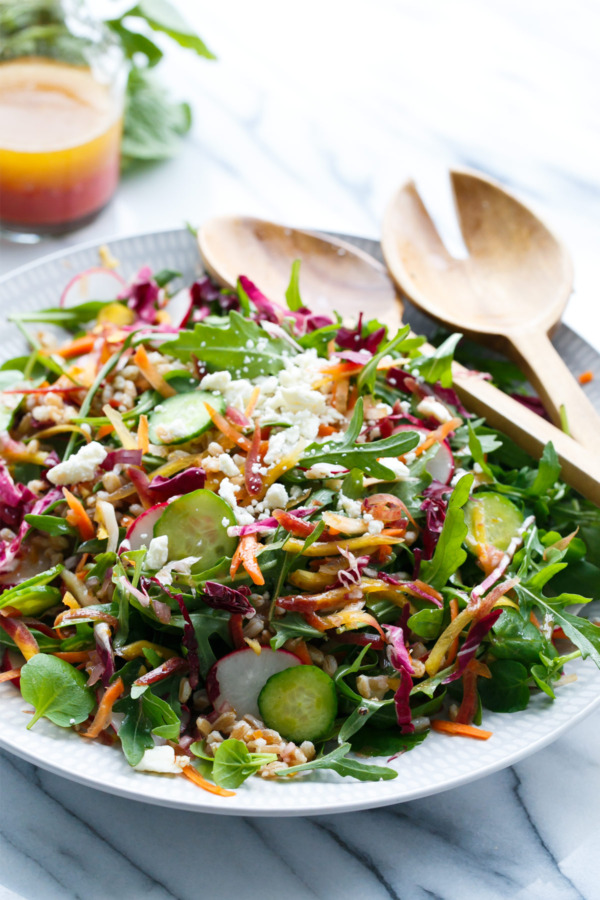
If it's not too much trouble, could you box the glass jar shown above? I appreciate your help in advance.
[0,0,127,241]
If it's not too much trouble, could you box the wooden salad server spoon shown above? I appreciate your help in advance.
[381,168,600,454]
[198,215,600,505]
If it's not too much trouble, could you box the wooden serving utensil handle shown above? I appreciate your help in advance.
[447,356,600,506]
[505,329,600,455]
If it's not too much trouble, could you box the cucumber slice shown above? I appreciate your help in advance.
[153,489,237,564]
[148,390,225,445]
[258,665,338,743]
[465,493,524,553]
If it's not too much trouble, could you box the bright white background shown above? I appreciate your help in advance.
[1,2,600,898]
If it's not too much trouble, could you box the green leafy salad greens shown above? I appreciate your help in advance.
[0,258,599,797]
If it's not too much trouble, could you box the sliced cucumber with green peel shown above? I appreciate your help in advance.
[153,489,236,564]
[148,390,225,444]
[258,665,338,743]
[465,493,524,553]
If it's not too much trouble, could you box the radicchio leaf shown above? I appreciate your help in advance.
[172,591,200,689]
[336,313,385,354]
[202,581,255,617]
[383,624,414,675]
[442,610,502,684]
[87,621,115,687]
[0,488,62,576]
[119,266,160,324]
[101,449,143,471]
[146,467,206,502]
[239,275,283,324]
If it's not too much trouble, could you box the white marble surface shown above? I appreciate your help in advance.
[1,1,600,897]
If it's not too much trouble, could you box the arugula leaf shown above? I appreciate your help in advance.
[298,322,341,356]
[121,67,192,166]
[276,742,397,781]
[357,325,410,393]
[172,607,230,677]
[410,333,462,388]
[270,614,324,650]
[129,0,215,59]
[299,398,419,479]
[210,739,278,788]
[142,691,181,741]
[116,698,154,766]
[10,302,112,329]
[349,727,427,757]
[161,311,291,378]
[20,655,95,729]
[24,514,76,537]
[285,259,303,311]
[478,660,530,713]
[467,421,494,480]
[517,583,600,667]
[529,442,561,497]
[420,473,473,590]
[0,565,63,616]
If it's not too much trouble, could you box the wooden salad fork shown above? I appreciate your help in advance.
[381,168,600,454]
[198,215,600,505]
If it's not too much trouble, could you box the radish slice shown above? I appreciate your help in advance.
[123,502,169,551]
[163,288,193,329]
[60,268,126,308]
[206,647,302,718]
[394,425,454,484]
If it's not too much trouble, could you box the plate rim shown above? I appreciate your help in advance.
[0,224,599,817]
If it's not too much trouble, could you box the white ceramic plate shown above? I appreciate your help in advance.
[1,227,599,817]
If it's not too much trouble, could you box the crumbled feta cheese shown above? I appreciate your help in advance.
[133,745,189,774]
[145,535,169,570]
[416,396,454,424]
[367,519,385,535]
[339,493,362,518]
[200,371,232,392]
[155,556,199,586]
[379,458,410,480]
[218,477,240,508]
[263,483,289,511]
[153,419,190,444]
[450,467,469,486]
[47,441,107,485]
[306,463,347,480]
[218,454,241,477]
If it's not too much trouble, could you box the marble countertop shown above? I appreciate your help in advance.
[1,1,600,897]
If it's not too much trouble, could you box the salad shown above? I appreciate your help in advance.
[0,256,599,797]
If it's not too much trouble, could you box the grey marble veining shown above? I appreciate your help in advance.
[1,1,600,897]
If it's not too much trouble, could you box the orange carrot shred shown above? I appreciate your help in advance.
[431,720,492,740]
[245,385,261,417]
[230,534,264,585]
[133,345,177,398]
[204,403,252,452]
[57,335,96,359]
[137,414,149,453]
[52,651,91,663]
[180,764,236,797]
[80,677,124,739]
[63,488,95,541]
[0,668,21,683]
[96,423,114,440]
[578,370,593,385]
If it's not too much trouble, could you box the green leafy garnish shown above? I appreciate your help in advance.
[20,655,95,730]
[420,473,473,590]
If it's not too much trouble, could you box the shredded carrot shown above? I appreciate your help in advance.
[553,627,568,641]
[204,403,252,452]
[52,651,90,663]
[57,335,96,359]
[0,668,21,683]
[132,345,176,398]
[180,763,235,797]
[80,677,124,739]
[230,534,265,585]
[431,720,492,740]
[578,370,593,385]
[75,553,89,574]
[530,611,541,629]
[318,423,336,437]
[62,488,95,541]
[245,385,261,417]
[405,417,462,460]
[96,423,114,440]
[446,598,460,665]
[289,639,313,666]
[137,414,149,453]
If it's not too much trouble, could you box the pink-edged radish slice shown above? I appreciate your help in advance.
[394,425,455,484]
[60,268,126,308]
[123,502,169,551]
[163,288,193,329]
[206,647,302,718]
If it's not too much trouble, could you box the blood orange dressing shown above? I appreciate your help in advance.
[0,58,122,232]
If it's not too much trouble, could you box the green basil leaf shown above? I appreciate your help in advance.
[20,654,95,729]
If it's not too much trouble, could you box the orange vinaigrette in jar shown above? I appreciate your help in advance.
[0,58,123,236]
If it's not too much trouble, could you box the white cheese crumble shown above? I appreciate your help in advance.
[218,454,241,477]
[339,493,362,518]
[155,556,199,586]
[133,745,189,774]
[263,483,289,511]
[47,441,107,485]
[367,519,385,535]
[145,535,169,570]
[306,463,347,480]
[416,396,454,424]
